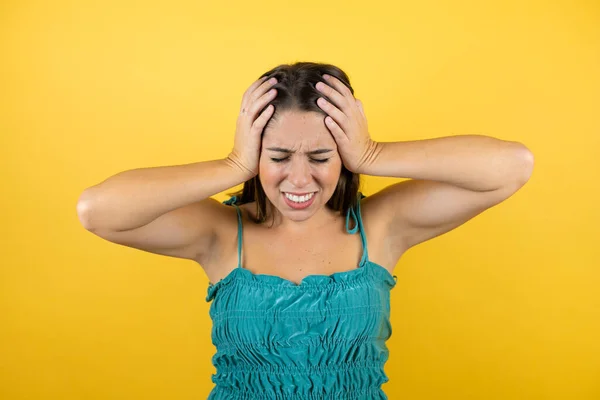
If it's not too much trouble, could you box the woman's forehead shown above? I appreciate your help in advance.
[263,111,335,149]
[263,131,335,151]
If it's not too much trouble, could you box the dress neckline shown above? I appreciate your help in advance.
[206,259,397,302]
[208,259,395,287]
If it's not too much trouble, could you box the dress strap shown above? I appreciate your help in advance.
[223,196,243,269]
[345,192,369,266]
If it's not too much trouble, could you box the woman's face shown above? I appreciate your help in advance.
[259,110,342,223]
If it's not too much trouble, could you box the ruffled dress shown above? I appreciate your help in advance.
[205,193,397,399]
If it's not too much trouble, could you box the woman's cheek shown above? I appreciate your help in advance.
[259,163,282,187]
[326,159,343,181]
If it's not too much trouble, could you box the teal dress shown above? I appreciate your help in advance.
[205,193,398,399]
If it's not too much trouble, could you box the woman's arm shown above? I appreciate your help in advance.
[361,135,534,252]
[360,134,534,190]
[77,158,252,232]
[313,74,534,254]
[75,75,277,263]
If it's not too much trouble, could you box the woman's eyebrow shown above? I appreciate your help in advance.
[266,147,333,155]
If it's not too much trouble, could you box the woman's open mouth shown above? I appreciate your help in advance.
[281,191,317,209]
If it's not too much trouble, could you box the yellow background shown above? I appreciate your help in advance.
[2,0,599,398]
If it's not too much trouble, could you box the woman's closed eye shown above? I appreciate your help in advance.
[270,157,329,164]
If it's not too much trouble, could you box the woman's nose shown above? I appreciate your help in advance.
[287,159,311,188]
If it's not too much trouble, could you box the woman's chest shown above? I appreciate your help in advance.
[240,230,364,281]
[202,207,399,286]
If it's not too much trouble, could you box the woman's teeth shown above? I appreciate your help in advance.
[284,192,315,203]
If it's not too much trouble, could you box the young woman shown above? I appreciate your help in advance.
[77,62,534,399]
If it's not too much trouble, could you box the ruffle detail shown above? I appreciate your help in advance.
[208,383,388,399]
[206,261,397,302]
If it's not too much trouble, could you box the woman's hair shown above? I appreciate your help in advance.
[228,61,360,224]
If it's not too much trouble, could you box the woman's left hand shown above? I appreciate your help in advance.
[316,74,379,173]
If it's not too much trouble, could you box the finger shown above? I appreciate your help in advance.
[323,75,353,97]
[321,75,354,107]
[356,99,365,117]
[242,76,277,112]
[241,79,277,115]
[243,87,277,118]
[316,80,349,113]
[324,114,348,144]
[317,97,347,128]
[243,76,269,100]
[251,104,275,134]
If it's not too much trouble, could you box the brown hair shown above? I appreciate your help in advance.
[228,61,361,224]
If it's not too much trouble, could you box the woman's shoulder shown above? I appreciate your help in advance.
[235,200,258,222]
[360,191,409,269]
[195,197,242,273]
[358,194,387,232]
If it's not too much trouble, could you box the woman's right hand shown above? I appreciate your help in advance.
[227,76,278,177]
